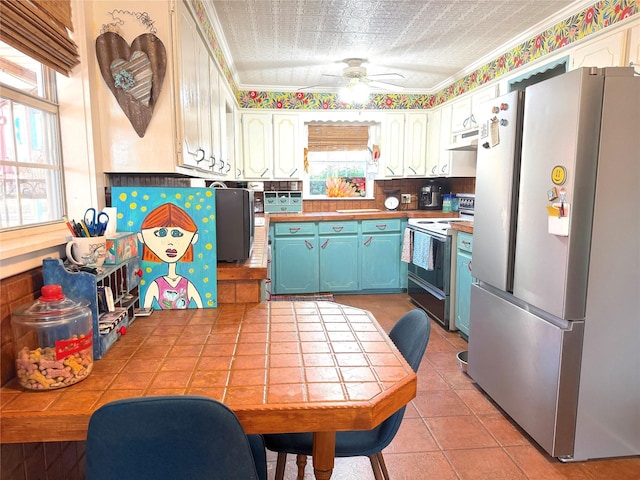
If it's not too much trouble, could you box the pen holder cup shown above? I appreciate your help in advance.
[65,236,107,268]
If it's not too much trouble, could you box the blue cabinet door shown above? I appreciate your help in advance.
[319,234,359,291]
[360,219,406,291]
[273,236,319,294]
[455,232,474,337]
[360,233,402,290]
[272,222,318,294]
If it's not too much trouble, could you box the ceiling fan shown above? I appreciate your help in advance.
[322,58,406,92]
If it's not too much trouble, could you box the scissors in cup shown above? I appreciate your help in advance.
[84,208,109,236]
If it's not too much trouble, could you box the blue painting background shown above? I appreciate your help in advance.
[112,186,217,309]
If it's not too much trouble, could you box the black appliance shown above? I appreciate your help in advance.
[418,180,448,210]
[215,188,254,262]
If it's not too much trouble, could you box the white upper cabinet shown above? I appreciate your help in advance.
[242,113,273,179]
[273,113,301,179]
[471,86,498,124]
[380,113,405,177]
[379,112,428,178]
[174,1,225,176]
[404,113,428,177]
[436,104,477,177]
[450,96,474,133]
[425,108,441,177]
[241,112,301,180]
[571,30,627,69]
[628,23,640,68]
[218,85,237,178]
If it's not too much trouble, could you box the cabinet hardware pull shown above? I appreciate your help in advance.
[408,166,416,174]
[196,148,206,162]
[364,236,373,246]
[289,227,300,233]
[305,240,314,249]
[289,168,298,177]
[431,166,437,174]
[441,165,447,173]
[468,260,472,272]
[375,224,387,230]
[226,163,231,174]
[462,240,471,246]
[261,168,269,177]
[321,239,329,249]
[386,166,395,175]
[332,226,343,232]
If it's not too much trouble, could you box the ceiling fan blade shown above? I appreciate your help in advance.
[366,72,405,79]
[368,80,405,92]
[298,82,341,91]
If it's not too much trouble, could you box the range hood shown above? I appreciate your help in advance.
[448,128,479,151]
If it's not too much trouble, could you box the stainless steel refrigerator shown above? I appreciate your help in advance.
[468,67,640,461]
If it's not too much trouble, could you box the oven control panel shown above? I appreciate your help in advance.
[456,193,475,213]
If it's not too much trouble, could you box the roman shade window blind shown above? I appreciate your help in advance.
[0,0,80,76]
[307,125,369,151]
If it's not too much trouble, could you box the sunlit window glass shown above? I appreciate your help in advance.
[0,40,64,229]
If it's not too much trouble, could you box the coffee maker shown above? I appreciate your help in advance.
[418,180,448,210]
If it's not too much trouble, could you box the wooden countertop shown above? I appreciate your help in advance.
[0,302,416,446]
[450,221,474,234]
[268,209,460,223]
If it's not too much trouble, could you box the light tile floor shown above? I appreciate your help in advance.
[266,293,640,480]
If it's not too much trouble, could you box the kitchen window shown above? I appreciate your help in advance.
[0,41,65,230]
[303,123,376,199]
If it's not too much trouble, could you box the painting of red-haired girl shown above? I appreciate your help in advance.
[113,187,217,309]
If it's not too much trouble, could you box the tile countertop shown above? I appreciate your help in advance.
[450,221,474,234]
[0,302,416,444]
[267,209,460,223]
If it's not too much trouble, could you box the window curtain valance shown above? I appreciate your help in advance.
[0,0,80,76]
[307,125,370,152]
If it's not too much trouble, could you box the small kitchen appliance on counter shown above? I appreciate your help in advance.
[418,179,448,210]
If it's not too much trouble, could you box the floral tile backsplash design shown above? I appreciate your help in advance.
[190,0,637,110]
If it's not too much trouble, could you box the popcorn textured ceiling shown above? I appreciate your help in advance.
[206,0,590,93]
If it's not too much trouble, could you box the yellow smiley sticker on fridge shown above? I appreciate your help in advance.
[551,165,566,185]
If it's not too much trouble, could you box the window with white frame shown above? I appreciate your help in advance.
[303,123,377,199]
[0,41,65,230]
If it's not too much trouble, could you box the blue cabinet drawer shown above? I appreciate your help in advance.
[361,219,402,233]
[457,232,473,253]
[264,191,303,213]
[274,222,316,236]
[319,221,358,235]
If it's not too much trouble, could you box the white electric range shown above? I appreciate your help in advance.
[406,194,474,330]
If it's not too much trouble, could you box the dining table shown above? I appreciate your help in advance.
[0,300,418,480]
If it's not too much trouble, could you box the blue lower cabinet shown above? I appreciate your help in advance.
[272,222,318,294]
[319,234,359,291]
[455,232,474,337]
[271,218,407,295]
[360,219,406,291]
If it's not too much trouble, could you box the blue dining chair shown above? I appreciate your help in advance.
[86,395,267,480]
[264,308,431,480]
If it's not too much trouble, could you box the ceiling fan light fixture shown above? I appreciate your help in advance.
[339,79,369,104]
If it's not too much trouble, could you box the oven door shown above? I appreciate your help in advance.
[407,229,452,328]
[407,231,451,294]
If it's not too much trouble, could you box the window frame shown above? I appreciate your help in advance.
[302,122,379,200]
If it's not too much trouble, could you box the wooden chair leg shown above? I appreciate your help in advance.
[295,454,307,480]
[368,454,384,480]
[275,452,287,480]
[376,452,390,480]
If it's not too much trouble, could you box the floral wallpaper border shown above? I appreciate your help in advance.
[190,0,637,110]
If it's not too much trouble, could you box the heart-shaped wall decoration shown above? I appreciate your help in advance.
[96,32,166,137]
